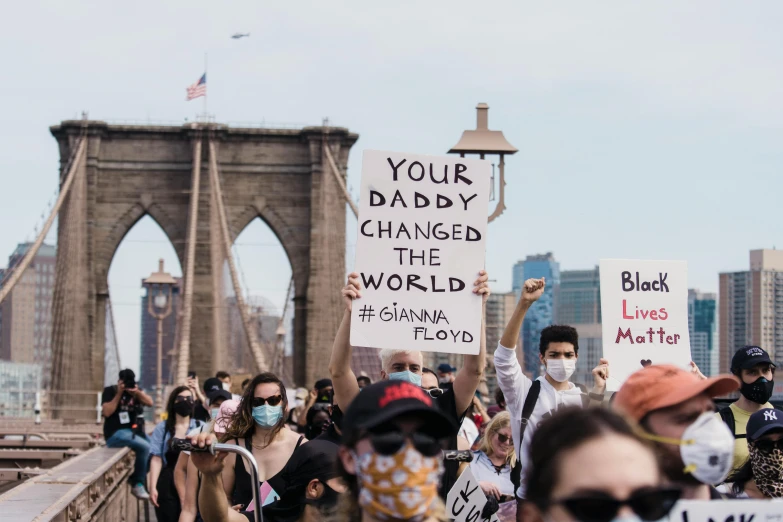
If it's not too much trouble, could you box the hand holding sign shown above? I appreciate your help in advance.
[342,272,362,312]
[592,358,610,389]
[473,270,491,304]
[521,278,545,305]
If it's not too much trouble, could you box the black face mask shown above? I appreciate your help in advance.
[173,400,194,418]
[305,482,340,510]
[740,377,774,404]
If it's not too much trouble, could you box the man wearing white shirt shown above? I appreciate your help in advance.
[494,277,609,508]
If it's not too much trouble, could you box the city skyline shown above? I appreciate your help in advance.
[0,2,781,376]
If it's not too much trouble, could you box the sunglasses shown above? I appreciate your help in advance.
[496,433,513,445]
[552,487,681,522]
[754,438,783,453]
[251,395,283,407]
[175,396,194,403]
[423,387,444,398]
[369,430,443,457]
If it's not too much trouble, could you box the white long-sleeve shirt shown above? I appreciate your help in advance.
[493,342,584,498]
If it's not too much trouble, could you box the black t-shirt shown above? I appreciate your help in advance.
[436,387,466,499]
[101,386,139,439]
[193,400,211,423]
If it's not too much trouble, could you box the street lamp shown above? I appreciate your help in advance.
[448,103,518,222]
[143,259,176,422]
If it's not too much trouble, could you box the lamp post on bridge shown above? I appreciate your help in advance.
[144,259,176,422]
[448,103,518,222]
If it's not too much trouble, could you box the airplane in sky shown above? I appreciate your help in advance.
[231,33,250,39]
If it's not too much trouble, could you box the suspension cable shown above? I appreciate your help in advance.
[174,138,203,385]
[0,137,86,305]
[208,139,268,373]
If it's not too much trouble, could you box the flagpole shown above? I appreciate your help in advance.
[203,52,208,120]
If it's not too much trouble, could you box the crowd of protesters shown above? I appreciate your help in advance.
[99,274,783,522]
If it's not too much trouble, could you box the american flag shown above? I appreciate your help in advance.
[186,73,206,101]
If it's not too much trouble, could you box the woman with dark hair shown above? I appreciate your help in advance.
[220,372,306,511]
[304,406,332,441]
[148,385,203,521]
[722,407,783,499]
[521,407,681,522]
[329,380,456,522]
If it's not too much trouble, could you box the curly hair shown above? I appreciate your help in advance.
[224,372,287,445]
[539,325,579,356]
[477,411,516,467]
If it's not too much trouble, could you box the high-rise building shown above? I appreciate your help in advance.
[571,323,603,388]
[519,253,560,376]
[719,249,783,375]
[688,290,718,377]
[0,361,41,418]
[556,267,601,325]
[0,243,56,388]
[140,277,181,390]
[485,292,520,396]
[226,296,280,374]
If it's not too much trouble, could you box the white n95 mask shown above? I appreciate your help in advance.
[644,412,734,485]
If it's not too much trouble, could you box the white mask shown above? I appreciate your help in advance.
[545,358,576,383]
[222,382,231,392]
[644,412,734,485]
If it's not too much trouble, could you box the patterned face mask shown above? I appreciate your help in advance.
[352,441,443,521]
[749,440,783,498]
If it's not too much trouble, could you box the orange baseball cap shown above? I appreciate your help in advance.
[614,365,739,421]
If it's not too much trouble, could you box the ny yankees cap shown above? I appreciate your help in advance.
[747,408,783,442]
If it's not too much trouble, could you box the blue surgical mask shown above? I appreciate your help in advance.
[388,370,422,387]
[252,405,283,428]
[210,408,219,420]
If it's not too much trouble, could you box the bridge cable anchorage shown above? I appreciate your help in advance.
[208,140,268,373]
[0,137,86,305]
[174,138,202,385]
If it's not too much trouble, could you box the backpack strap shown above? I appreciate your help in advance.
[519,381,541,446]
[718,406,745,439]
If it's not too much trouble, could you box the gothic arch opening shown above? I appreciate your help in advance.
[107,215,182,392]
[229,217,294,384]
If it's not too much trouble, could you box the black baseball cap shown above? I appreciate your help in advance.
[747,408,783,442]
[314,378,333,390]
[203,377,223,394]
[208,389,232,405]
[437,363,456,373]
[341,380,456,442]
[731,346,776,372]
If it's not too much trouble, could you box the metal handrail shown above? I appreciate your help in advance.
[171,438,263,522]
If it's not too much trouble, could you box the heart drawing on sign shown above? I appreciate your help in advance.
[640,359,652,368]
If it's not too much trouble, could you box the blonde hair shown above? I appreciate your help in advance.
[378,349,424,374]
[478,411,516,467]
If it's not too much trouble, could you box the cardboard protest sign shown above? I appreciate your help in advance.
[351,150,490,355]
[600,259,692,389]
[446,467,499,522]
[669,499,783,521]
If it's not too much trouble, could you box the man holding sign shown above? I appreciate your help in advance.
[330,149,492,499]
[494,278,609,503]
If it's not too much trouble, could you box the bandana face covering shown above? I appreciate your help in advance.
[353,441,443,521]
[749,441,783,498]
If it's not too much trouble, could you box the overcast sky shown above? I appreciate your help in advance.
[1,1,781,378]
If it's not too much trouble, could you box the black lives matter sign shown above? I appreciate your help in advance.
[599,259,692,388]
[350,150,490,355]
